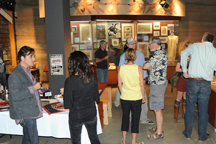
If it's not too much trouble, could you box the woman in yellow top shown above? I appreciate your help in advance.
[118,48,145,144]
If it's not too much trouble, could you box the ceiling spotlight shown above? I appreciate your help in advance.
[159,0,169,8]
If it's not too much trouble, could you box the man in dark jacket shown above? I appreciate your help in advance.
[8,46,42,144]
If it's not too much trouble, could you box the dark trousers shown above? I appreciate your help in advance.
[184,80,211,140]
[121,99,142,133]
[69,116,101,144]
[20,119,39,144]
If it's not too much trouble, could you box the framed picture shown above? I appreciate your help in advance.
[153,22,160,30]
[71,32,73,44]
[121,23,134,41]
[72,44,79,52]
[137,23,152,34]
[80,44,85,50]
[72,26,77,33]
[112,39,119,46]
[143,35,149,41]
[82,50,92,61]
[137,42,149,58]
[159,37,168,43]
[94,42,100,49]
[74,37,80,43]
[96,23,108,41]
[153,31,160,36]
[108,22,121,39]
[161,44,165,49]
[79,24,92,43]
[161,26,168,36]
[86,43,92,49]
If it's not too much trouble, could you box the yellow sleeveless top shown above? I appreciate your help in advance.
[120,64,142,100]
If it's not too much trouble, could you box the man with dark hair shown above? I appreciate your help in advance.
[8,46,43,144]
[181,32,216,141]
[95,40,109,82]
[143,37,168,139]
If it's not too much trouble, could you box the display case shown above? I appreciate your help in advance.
[70,20,180,63]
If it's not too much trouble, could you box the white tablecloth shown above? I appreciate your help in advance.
[0,100,102,144]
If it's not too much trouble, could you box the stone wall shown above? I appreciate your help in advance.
[0,15,11,64]
[14,0,47,81]
[178,0,216,56]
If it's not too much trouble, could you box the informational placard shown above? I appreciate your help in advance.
[50,54,63,75]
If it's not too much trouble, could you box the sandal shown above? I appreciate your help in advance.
[137,142,144,144]
[147,132,164,139]
[148,127,157,132]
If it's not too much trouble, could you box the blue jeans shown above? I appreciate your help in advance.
[20,119,39,144]
[96,68,108,83]
[69,116,100,144]
[184,79,211,140]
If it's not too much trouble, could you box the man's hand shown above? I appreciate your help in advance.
[183,72,189,78]
[33,82,42,90]
[60,88,64,95]
[104,55,110,60]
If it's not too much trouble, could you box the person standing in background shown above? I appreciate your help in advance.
[114,44,128,108]
[95,40,110,82]
[8,46,43,144]
[174,42,192,122]
[119,37,154,125]
[118,48,145,144]
[181,32,216,141]
[144,37,168,139]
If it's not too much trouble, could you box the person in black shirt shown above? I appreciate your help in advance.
[63,51,101,144]
[95,40,110,82]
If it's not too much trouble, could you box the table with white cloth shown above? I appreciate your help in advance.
[0,99,102,144]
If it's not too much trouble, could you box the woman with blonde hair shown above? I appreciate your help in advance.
[118,48,145,144]
[174,42,193,122]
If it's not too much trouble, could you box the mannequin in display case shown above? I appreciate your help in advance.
[167,30,178,60]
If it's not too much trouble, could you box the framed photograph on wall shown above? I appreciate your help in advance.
[137,23,152,34]
[153,31,160,36]
[153,22,160,30]
[96,23,108,41]
[112,39,119,46]
[121,23,134,41]
[80,44,85,50]
[94,42,100,49]
[86,43,92,49]
[161,26,168,36]
[137,42,149,58]
[159,37,168,43]
[161,44,166,49]
[79,24,92,43]
[72,26,77,33]
[74,37,80,43]
[82,50,92,61]
[72,44,79,52]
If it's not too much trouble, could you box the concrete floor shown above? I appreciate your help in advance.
[0,84,216,144]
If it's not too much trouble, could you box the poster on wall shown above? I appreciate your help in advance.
[108,22,121,39]
[50,54,63,75]
[96,23,108,41]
